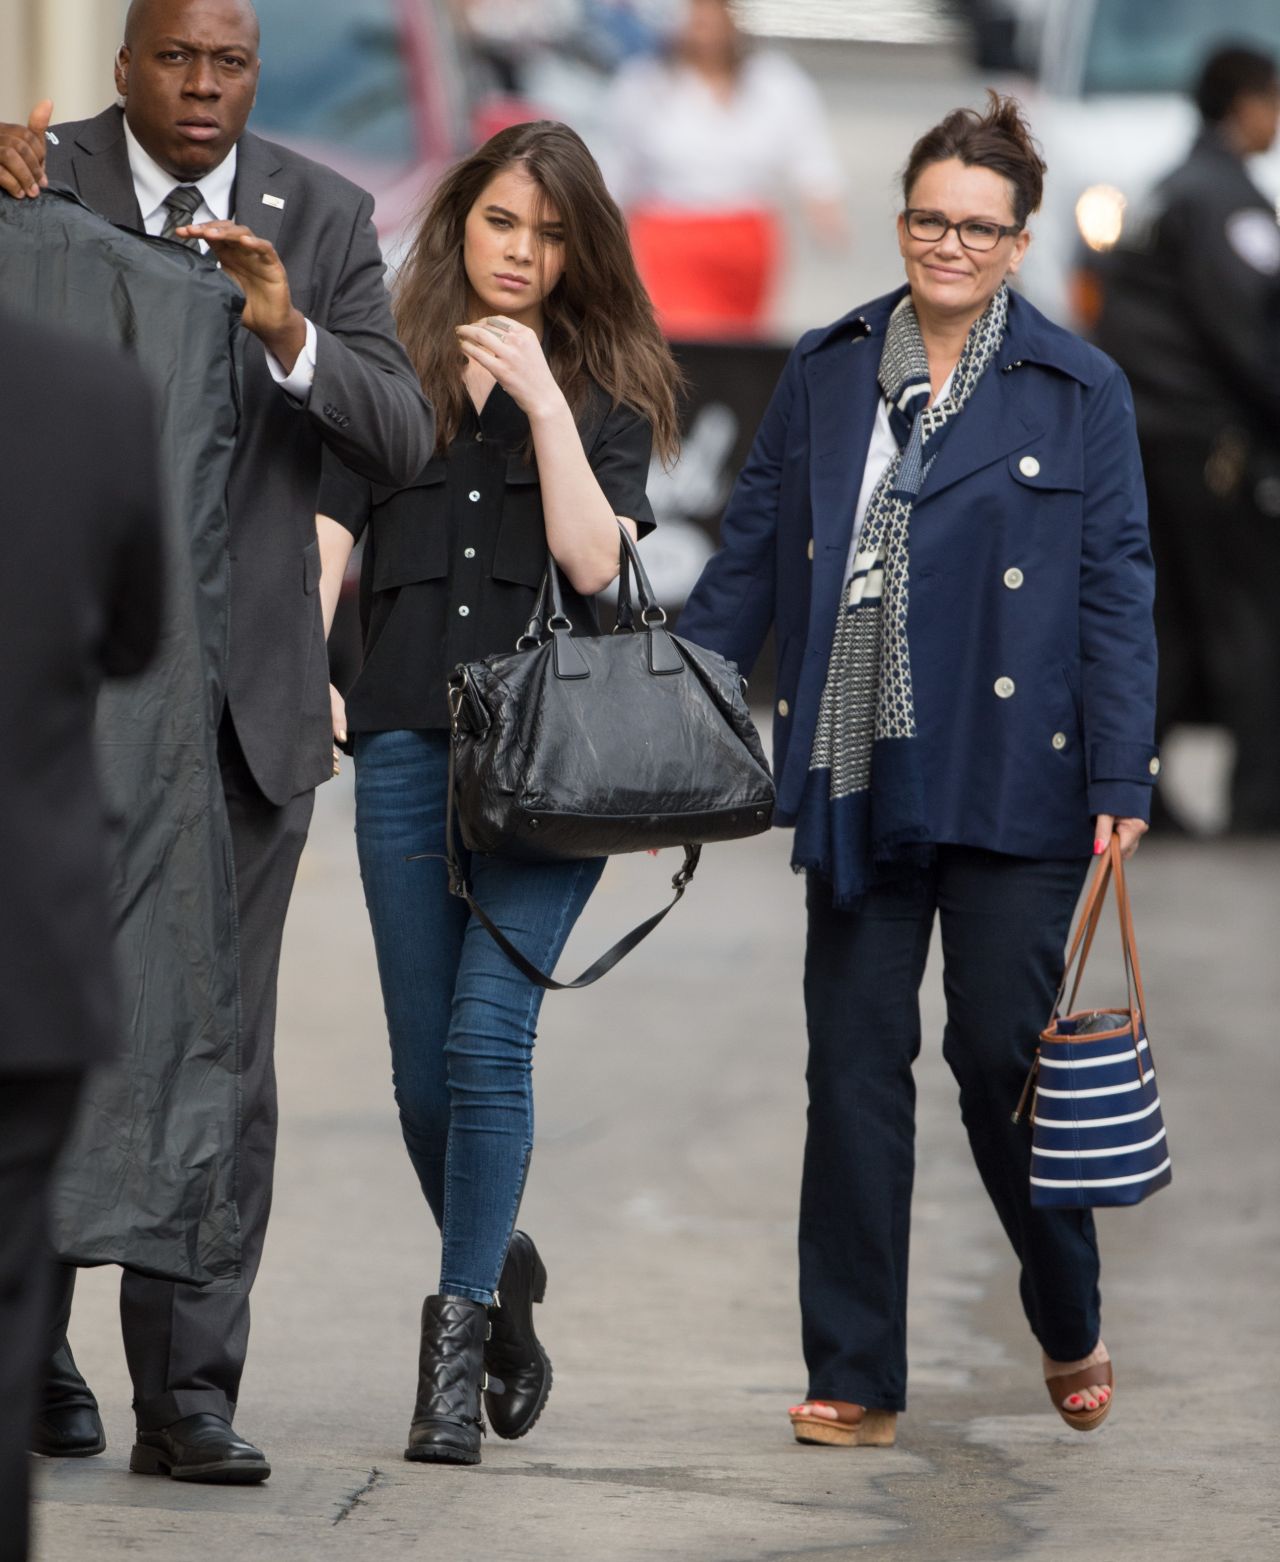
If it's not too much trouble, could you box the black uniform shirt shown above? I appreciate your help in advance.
[1094,130,1280,441]
[319,380,656,732]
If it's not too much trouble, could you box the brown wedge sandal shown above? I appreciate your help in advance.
[1045,1360,1114,1432]
[788,1401,898,1447]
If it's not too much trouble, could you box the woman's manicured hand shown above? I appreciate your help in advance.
[455,317,566,423]
[1094,813,1148,859]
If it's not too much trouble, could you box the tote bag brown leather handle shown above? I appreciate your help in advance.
[1053,836,1150,1041]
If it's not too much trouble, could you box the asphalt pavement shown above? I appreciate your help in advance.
[28,756,1280,1561]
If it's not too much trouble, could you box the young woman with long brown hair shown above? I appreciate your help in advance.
[316,121,679,1467]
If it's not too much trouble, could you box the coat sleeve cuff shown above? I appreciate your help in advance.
[1086,742,1159,822]
[1087,781,1153,822]
[1088,740,1160,784]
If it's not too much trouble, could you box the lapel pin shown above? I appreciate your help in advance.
[262,193,285,210]
[46,131,60,145]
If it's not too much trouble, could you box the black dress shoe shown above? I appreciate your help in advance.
[485,1231,551,1440]
[30,1343,105,1457]
[30,1403,106,1458]
[130,1414,270,1484]
[405,1294,488,1466]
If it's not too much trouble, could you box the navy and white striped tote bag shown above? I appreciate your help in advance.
[1016,839,1171,1209]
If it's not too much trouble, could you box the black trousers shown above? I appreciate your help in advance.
[799,847,1097,1413]
[1142,431,1280,831]
[0,1072,83,1562]
[48,716,314,1431]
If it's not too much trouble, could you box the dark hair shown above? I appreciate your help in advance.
[394,121,681,463]
[1195,44,1278,124]
[669,0,750,78]
[901,91,1046,226]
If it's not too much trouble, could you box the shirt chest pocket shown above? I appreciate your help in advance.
[370,471,449,592]
[490,457,548,589]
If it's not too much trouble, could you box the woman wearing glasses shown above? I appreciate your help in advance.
[679,95,1157,1443]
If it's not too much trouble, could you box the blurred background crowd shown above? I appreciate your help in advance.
[6,0,1280,833]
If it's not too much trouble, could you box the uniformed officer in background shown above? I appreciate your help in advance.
[1093,44,1280,833]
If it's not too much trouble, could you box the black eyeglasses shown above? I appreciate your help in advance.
[904,208,1023,252]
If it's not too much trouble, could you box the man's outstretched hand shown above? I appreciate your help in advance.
[0,101,52,199]
[177,220,308,373]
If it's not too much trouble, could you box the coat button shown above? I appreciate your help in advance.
[1003,567,1024,589]
[1019,455,1041,477]
[807,538,815,561]
[464,547,476,559]
[777,698,790,717]
[994,677,1015,699]
[468,490,481,502]
[1052,732,1067,750]
[1149,756,1161,775]
[458,605,471,617]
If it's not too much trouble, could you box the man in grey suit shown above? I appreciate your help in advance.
[0,0,433,1482]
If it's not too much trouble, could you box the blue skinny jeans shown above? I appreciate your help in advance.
[354,729,603,1304]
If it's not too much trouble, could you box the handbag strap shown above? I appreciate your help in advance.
[435,725,701,991]
[1062,846,1113,1013]
[1055,836,1149,1043]
[1018,838,1150,1125]
[1111,838,1151,1038]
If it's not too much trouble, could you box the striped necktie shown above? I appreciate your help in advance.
[160,184,204,247]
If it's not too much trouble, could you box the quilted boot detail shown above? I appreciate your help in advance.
[405,1295,489,1466]
[485,1231,552,1440]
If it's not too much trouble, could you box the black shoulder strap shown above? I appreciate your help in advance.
[407,732,701,991]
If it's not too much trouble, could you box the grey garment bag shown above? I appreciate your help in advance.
[0,188,247,1288]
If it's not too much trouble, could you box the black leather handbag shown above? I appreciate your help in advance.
[438,525,775,989]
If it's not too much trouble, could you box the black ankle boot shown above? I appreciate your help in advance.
[485,1231,551,1440]
[405,1295,489,1466]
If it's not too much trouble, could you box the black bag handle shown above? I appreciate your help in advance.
[615,522,666,627]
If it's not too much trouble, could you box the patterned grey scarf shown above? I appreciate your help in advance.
[795,284,1009,903]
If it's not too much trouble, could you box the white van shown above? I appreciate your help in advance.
[1013,0,1280,325]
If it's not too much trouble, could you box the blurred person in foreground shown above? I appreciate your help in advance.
[679,95,1158,1445]
[601,0,845,338]
[0,0,431,1483]
[1093,44,1280,834]
[316,122,679,1467]
[0,317,163,1562]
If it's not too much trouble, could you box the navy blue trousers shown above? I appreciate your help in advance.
[800,846,1098,1412]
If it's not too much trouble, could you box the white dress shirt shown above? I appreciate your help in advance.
[603,51,844,212]
[845,369,955,582]
[123,120,316,401]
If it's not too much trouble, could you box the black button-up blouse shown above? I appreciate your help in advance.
[319,380,657,733]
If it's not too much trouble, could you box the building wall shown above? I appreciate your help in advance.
[2,0,127,123]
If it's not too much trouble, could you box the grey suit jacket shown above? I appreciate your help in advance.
[46,106,434,803]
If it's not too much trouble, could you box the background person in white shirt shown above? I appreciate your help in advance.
[602,0,846,338]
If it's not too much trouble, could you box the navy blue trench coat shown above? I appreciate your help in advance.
[678,286,1159,861]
